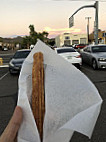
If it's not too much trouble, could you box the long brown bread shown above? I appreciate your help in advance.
[32,52,45,142]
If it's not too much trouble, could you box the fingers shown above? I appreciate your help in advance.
[0,106,23,142]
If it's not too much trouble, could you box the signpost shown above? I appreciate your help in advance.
[69,16,74,28]
[103,33,106,37]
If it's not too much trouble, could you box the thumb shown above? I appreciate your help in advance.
[0,106,23,142]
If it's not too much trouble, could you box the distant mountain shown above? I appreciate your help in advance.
[7,35,27,38]
[0,36,24,43]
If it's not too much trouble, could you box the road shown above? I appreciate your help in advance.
[0,67,18,135]
[0,62,106,142]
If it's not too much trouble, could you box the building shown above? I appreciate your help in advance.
[89,30,106,44]
[55,33,88,47]
[0,36,23,50]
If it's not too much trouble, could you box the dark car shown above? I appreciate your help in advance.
[80,45,106,69]
[9,49,31,74]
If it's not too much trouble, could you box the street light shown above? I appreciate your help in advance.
[69,1,99,45]
[85,17,91,44]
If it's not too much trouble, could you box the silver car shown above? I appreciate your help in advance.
[81,45,106,69]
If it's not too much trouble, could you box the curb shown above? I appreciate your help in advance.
[0,65,9,68]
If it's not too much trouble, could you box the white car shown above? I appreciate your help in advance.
[30,45,34,50]
[3,47,8,51]
[55,47,82,68]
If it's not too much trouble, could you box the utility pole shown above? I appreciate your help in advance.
[85,17,91,44]
[94,1,99,45]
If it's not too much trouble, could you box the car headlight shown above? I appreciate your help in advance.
[98,58,105,61]
[9,61,14,67]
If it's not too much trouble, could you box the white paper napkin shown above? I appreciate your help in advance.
[17,40,103,142]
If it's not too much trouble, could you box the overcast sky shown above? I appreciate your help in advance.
[0,0,106,38]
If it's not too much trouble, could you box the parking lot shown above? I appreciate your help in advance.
[0,51,106,142]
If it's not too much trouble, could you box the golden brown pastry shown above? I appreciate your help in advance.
[32,52,45,142]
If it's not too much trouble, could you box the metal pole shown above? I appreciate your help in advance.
[71,5,95,17]
[69,4,95,28]
[69,1,99,45]
[95,1,99,45]
[85,17,91,44]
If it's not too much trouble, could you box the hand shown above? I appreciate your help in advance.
[0,106,23,142]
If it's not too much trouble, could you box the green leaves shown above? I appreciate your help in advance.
[22,25,49,48]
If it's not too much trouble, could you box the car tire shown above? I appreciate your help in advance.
[77,64,81,69]
[74,64,81,69]
[9,68,14,75]
[92,59,98,70]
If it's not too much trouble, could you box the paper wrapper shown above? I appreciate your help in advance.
[17,40,103,142]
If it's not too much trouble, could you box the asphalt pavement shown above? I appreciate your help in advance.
[0,50,18,134]
[0,59,106,141]
[0,67,18,134]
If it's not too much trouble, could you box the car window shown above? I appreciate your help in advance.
[92,46,106,52]
[57,48,76,54]
[83,48,87,52]
[83,47,88,52]
[79,44,85,46]
[83,47,91,52]
[13,51,30,59]
[87,47,91,52]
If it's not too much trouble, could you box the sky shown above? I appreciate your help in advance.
[0,0,106,38]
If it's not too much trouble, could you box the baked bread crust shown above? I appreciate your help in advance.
[32,52,45,142]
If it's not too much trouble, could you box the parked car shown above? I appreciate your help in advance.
[74,44,87,49]
[30,45,34,50]
[2,47,8,51]
[9,49,31,74]
[55,47,82,68]
[73,44,78,49]
[80,45,106,69]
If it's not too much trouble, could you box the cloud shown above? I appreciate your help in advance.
[43,27,82,38]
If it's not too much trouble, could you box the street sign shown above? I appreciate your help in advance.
[69,16,74,28]
[103,33,106,37]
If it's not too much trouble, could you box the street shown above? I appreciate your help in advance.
[0,67,18,135]
[0,62,106,142]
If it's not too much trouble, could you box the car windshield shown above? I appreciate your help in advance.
[13,51,30,59]
[92,46,106,53]
[57,48,76,54]
[78,44,85,46]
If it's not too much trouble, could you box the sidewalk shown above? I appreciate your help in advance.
[0,64,9,68]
